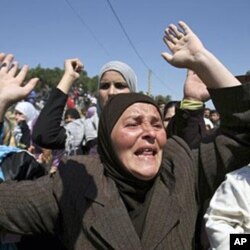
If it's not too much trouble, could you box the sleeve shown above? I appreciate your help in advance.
[17,120,31,149]
[1,151,47,181]
[209,83,250,144]
[167,104,207,149]
[204,170,250,250]
[197,83,250,205]
[0,174,60,235]
[32,88,68,149]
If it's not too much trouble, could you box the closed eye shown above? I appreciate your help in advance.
[125,123,138,127]
[153,122,164,129]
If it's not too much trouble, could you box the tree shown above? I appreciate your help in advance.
[24,65,171,101]
[154,94,172,105]
[25,65,98,95]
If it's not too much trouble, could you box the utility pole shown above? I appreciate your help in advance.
[148,69,152,96]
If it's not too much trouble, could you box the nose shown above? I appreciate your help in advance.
[107,84,117,96]
[141,124,156,143]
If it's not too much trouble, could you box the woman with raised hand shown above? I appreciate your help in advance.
[0,21,250,249]
[32,58,138,156]
[0,53,38,123]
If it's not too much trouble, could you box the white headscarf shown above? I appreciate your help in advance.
[15,101,39,130]
[97,61,138,115]
[98,61,137,92]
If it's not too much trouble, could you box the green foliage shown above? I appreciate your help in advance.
[25,65,98,94]
[154,94,172,105]
[24,65,171,100]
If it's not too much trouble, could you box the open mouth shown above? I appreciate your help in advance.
[134,147,157,157]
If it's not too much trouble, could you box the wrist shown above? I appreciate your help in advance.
[57,73,76,94]
[180,99,204,110]
[191,49,212,72]
[0,103,8,121]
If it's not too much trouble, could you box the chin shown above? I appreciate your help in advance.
[133,170,158,181]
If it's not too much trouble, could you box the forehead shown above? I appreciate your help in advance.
[121,103,161,118]
[14,110,24,115]
[101,70,125,81]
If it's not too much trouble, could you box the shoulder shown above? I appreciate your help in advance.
[164,136,194,161]
[58,155,103,181]
[65,118,85,130]
[163,136,195,179]
[52,155,103,198]
[225,166,250,186]
[60,154,102,170]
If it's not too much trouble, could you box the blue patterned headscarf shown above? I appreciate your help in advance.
[0,145,21,181]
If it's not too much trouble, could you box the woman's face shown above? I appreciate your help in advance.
[111,103,167,181]
[64,115,76,124]
[14,110,26,123]
[163,106,176,128]
[99,70,130,108]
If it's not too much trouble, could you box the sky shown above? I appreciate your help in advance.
[2,0,250,107]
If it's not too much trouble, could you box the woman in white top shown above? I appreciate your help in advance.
[205,166,250,250]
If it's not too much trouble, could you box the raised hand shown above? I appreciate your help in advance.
[64,58,83,79]
[162,21,241,89]
[184,70,210,102]
[0,53,39,120]
[57,58,84,94]
[161,21,204,69]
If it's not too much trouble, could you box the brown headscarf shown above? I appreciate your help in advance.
[98,93,164,237]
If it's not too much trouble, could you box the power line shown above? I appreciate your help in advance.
[65,0,177,96]
[106,0,151,71]
[105,0,178,95]
[64,0,111,58]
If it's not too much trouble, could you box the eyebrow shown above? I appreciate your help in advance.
[100,81,128,85]
[123,113,162,121]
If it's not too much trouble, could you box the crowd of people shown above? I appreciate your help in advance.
[0,20,250,250]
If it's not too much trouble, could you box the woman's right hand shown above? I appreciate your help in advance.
[57,58,84,94]
[64,58,83,80]
[0,53,39,121]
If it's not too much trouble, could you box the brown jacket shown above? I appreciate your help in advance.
[1,84,250,249]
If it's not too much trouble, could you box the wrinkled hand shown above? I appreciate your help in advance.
[161,21,204,69]
[184,70,210,102]
[0,53,39,114]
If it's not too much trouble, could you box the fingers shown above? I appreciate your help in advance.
[0,53,5,62]
[163,36,175,51]
[65,58,84,73]
[178,21,191,35]
[161,52,173,63]
[8,61,19,77]
[15,65,29,84]
[0,54,14,73]
[164,23,186,45]
[72,59,83,73]
[23,77,39,95]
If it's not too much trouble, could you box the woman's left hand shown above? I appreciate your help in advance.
[161,21,205,69]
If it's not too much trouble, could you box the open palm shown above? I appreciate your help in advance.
[0,54,39,108]
[162,21,204,69]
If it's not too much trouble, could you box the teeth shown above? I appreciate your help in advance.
[136,148,155,156]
